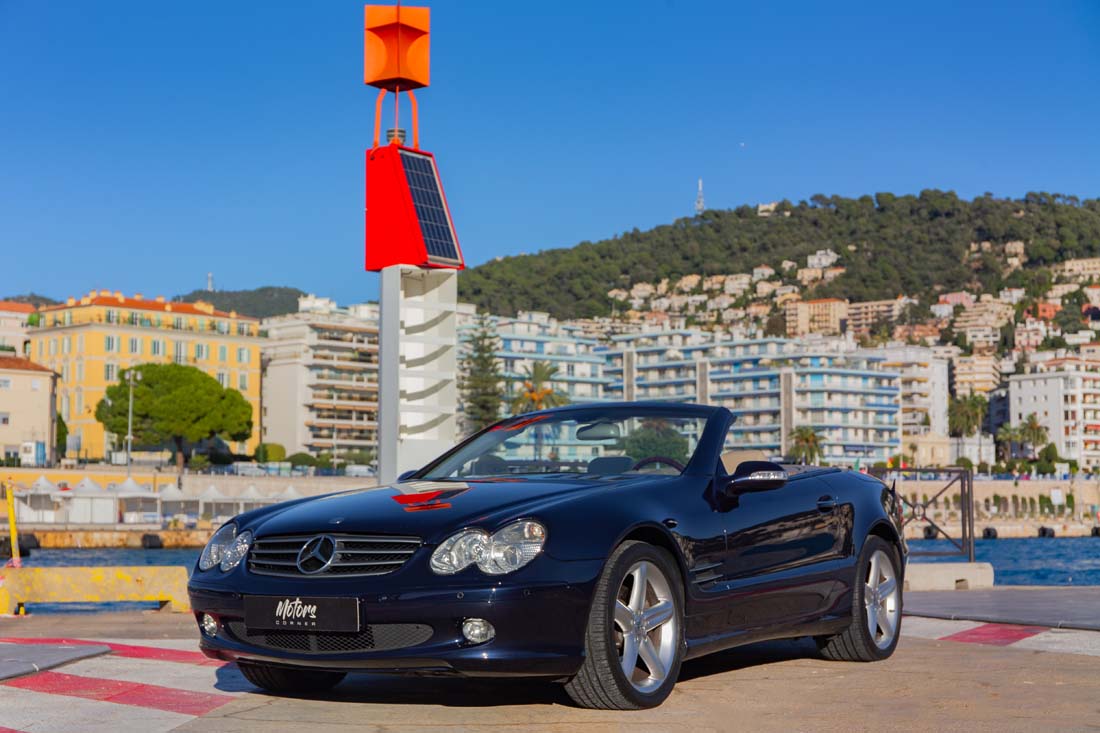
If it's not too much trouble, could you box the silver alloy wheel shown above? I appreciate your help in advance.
[864,549,900,650]
[613,560,677,693]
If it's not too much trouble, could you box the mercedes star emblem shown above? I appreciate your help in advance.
[296,535,337,574]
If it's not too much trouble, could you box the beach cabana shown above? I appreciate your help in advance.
[110,477,161,524]
[273,484,303,504]
[157,483,200,525]
[65,478,117,524]
[15,476,62,523]
[237,484,273,513]
[199,484,236,523]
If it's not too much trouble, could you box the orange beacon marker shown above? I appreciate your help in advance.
[364,5,430,91]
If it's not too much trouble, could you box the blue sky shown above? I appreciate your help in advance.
[2,1,1098,305]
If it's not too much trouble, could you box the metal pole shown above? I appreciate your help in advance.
[126,370,134,479]
[5,479,20,568]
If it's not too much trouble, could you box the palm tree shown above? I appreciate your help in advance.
[788,425,823,465]
[1019,413,1048,460]
[510,361,570,462]
[995,424,1020,462]
[510,361,570,415]
[949,394,989,462]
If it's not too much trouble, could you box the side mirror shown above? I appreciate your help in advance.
[724,460,787,494]
[397,470,417,482]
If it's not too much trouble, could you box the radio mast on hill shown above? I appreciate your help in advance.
[694,179,705,216]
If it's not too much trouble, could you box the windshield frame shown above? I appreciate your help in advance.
[408,403,728,482]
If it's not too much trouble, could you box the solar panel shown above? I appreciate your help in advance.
[398,149,461,264]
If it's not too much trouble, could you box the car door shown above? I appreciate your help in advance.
[712,469,850,629]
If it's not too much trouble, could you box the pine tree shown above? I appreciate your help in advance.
[460,314,504,435]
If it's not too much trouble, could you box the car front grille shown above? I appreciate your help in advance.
[248,534,421,578]
[224,621,433,654]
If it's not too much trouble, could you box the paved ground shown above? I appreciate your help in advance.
[1,612,1099,732]
[908,586,1100,630]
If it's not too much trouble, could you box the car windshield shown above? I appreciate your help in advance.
[419,408,710,480]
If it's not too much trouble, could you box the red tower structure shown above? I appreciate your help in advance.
[364,4,463,272]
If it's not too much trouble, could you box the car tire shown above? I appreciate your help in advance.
[237,661,347,695]
[816,535,903,662]
[564,540,685,710]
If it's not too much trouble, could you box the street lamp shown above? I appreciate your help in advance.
[125,369,142,478]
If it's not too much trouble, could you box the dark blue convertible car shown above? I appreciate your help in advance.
[189,402,905,709]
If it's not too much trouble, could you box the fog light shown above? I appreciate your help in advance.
[461,618,495,644]
[201,613,218,638]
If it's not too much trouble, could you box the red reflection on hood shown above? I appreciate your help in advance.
[391,488,470,512]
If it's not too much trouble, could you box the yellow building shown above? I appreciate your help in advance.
[28,290,262,460]
[784,298,849,337]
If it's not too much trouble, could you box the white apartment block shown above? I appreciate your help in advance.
[491,312,606,405]
[807,249,840,269]
[1009,358,1100,469]
[603,335,901,466]
[863,345,949,438]
[261,296,380,459]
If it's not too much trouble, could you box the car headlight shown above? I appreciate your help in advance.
[199,524,252,572]
[430,520,546,576]
[220,530,252,572]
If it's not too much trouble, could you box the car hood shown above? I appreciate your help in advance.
[247,475,658,542]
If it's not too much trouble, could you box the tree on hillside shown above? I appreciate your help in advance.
[95,364,253,479]
[460,314,505,435]
[458,191,1100,320]
[788,425,824,465]
[510,361,570,415]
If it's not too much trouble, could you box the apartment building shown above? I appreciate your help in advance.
[953,296,1014,346]
[847,297,914,335]
[29,290,262,459]
[261,296,379,460]
[603,335,901,466]
[953,354,1002,397]
[807,249,840,269]
[785,298,848,337]
[1008,358,1100,469]
[487,312,608,406]
[0,301,35,356]
[1053,257,1100,282]
[602,330,722,404]
[0,356,57,465]
[863,345,949,438]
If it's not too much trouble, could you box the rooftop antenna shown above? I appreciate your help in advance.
[695,178,705,217]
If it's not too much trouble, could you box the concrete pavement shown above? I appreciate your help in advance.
[1,612,1098,732]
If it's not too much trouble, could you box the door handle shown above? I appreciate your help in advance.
[817,496,837,512]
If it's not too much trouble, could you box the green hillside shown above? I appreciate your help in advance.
[1,293,60,307]
[458,191,1100,318]
[174,286,305,319]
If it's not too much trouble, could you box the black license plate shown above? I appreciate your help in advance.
[243,596,360,632]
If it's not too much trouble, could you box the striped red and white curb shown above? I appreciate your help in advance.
[901,617,1100,657]
[0,637,250,733]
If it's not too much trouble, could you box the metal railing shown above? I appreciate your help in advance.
[871,467,975,562]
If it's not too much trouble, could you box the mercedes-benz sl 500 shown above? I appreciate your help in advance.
[188,402,905,709]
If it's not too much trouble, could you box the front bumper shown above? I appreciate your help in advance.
[188,558,603,678]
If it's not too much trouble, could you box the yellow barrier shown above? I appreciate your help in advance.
[0,566,191,614]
